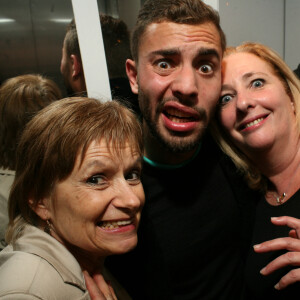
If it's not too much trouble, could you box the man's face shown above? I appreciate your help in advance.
[60,38,74,96]
[131,22,222,153]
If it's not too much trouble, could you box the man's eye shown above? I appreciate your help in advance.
[157,61,171,69]
[251,79,264,88]
[87,175,104,185]
[199,64,213,74]
[219,94,233,105]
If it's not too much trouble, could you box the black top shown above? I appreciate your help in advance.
[106,135,257,300]
[244,190,300,299]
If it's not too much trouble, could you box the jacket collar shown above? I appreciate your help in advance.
[13,224,86,291]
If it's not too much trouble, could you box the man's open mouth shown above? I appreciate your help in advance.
[163,107,198,123]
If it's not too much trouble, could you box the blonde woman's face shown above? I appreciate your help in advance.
[218,52,296,155]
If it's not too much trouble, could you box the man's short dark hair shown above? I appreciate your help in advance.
[131,0,226,62]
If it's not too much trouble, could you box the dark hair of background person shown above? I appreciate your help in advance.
[130,0,226,62]
[7,97,143,234]
[64,14,131,78]
[99,14,132,79]
[0,74,62,170]
[294,63,300,79]
[63,14,139,112]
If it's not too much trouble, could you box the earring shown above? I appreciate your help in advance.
[44,219,51,234]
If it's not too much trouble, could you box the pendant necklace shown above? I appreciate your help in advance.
[271,192,286,205]
[269,160,300,205]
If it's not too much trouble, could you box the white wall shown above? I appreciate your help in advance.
[285,0,300,70]
[219,0,284,58]
[217,0,300,70]
[203,0,219,11]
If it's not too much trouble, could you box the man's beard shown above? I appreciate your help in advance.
[138,89,207,153]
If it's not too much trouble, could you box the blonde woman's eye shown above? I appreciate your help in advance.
[219,94,233,105]
[251,79,264,88]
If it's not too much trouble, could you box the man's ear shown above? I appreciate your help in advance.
[29,197,51,221]
[70,54,82,78]
[126,59,138,94]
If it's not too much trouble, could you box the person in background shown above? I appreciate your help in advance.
[60,14,139,113]
[0,98,144,299]
[0,74,61,250]
[213,42,300,299]
[104,0,258,299]
[294,63,300,79]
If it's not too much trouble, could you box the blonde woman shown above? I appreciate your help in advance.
[213,42,300,299]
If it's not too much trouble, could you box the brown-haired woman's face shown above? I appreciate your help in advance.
[38,139,145,259]
[218,52,296,156]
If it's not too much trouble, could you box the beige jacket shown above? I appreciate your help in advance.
[0,224,90,299]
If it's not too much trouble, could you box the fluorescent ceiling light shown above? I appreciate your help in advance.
[51,18,72,23]
[0,18,15,23]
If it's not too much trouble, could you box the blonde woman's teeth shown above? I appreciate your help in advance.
[245,118,264,128]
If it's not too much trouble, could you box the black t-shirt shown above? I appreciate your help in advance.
[244,190,300,299]
[106,135,257,300]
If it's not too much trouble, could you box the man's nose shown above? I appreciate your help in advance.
[170,66,198,101]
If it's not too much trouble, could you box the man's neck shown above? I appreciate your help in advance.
[71,76,86,97]
[143,126,199,166]
[144,144,197,165]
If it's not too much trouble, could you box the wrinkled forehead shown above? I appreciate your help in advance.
[139,21,222,55]
[77,139,141,168]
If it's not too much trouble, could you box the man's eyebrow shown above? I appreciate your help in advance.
[196,48,220,61]
[150,48,181,57]
[148,47,220,61]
